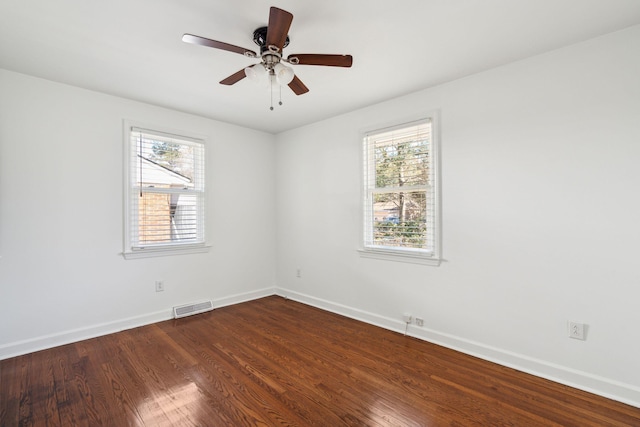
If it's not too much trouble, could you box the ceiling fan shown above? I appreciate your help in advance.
[182,6,353,109]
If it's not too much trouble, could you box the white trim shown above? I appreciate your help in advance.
[357,248,441,265]
[276,287,640,409]
[130,126,205,145]
[122,244,211,259]
[211,287,277,308]
[0,287,275,361]
[431,110,443,260]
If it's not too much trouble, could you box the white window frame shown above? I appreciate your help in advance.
[359,113,442,265]
[122,120,210,259]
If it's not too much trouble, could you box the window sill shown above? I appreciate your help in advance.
[357,248,441,266]
[122,244,211,260]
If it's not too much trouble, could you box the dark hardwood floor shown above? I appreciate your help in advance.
[1,296,639,426]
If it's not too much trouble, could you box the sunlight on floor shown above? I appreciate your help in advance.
[139,382,203,425]
[366,397,426,426]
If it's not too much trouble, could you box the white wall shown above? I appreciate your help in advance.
[0,70,277,357]
[275,25,640,406]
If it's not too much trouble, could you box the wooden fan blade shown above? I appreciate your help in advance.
[288,54,353,67]
[220,69,247,85]
[265,7,293,51]
[182,34,256,57]
[288,75,309,95]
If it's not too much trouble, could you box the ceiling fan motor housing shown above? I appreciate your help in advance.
[253,26,290,53]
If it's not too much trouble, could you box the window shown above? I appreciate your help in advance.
[123,123,207,259]
[361,117,441,264]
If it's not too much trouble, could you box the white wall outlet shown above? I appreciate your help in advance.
[155,280,164,292]
[403,313,412,323]
[415,317,424,327]
[296,268,301,278]
[568,321,586,340]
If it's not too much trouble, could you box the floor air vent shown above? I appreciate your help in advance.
[173,300,214,319]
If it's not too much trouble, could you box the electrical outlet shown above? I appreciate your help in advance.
[415,317,424,327]
[403,313,412,324]
[568,321,586,340]
[296,268,301,278]
[155,281,164,292]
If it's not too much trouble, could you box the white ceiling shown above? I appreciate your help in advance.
[2,1,640,134]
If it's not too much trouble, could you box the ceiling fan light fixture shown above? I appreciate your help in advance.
[245,64,267,84]
[274,62,295,86]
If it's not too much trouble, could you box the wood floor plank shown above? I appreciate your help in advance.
[34,350,62,427]
[2,296,639,426]
[17,354,34,425]
[50,344,89,426]
[0,356,20,425]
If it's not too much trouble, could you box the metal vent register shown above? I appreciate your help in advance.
[173,300,214,319]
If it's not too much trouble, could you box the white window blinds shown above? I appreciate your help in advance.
[127,127,205,250]
[363,119,437,255]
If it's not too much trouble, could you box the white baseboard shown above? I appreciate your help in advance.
[276,288,640,409]
[0,309,173,361]
[211,286,276,309]
[0,287,276,361]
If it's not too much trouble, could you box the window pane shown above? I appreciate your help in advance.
[136,134,197,189]
[138,192,200,245]
[372,191,427,249]
[372,123,431,189]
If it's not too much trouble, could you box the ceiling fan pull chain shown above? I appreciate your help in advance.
[270,74,274,111]
[279,85,283,106]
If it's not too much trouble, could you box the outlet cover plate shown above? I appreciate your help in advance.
[568,321,586,340]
